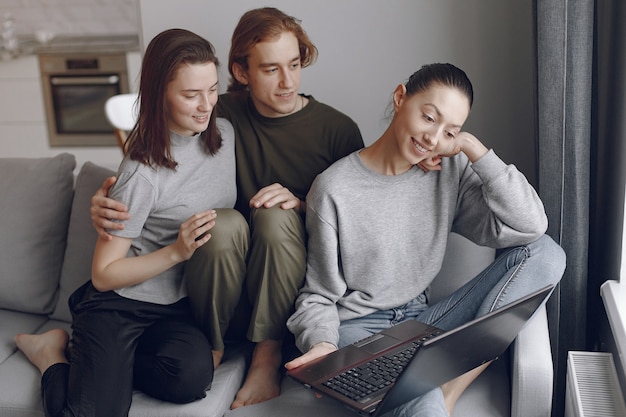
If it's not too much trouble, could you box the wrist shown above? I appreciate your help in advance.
[460,133,488,163]
[312,341,337,350]
[166,244,185,264]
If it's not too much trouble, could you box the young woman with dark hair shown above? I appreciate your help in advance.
[14,28,238,417]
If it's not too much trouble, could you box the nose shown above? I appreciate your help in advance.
[424,130,440,147]
[426,124,448,147]
[279,68,294,88]
[198,93,213,111]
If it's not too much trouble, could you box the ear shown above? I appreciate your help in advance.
[393,84,407,111]
[232,63,249,86]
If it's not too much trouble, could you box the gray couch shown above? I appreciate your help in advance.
[0,153,553,417]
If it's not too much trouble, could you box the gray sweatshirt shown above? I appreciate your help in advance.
[287,149,547,352]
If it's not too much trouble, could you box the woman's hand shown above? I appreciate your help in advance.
[285,342,337,370]
[417,156,443,172]
[435,134,464,158]
[171,210,217,262]
[420,132,490,172]
[249,183,304,214]
[90,177,130,240]
[436,131,489,163]
[417,133,467,172]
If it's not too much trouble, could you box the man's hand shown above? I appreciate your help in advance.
[284,342,337,370]
[90,176,130,240]
[249,183,304,213]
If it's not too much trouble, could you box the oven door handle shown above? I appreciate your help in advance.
[50,75,120,85]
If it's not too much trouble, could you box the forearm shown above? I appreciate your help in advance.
[92,242,183,291]
[288,281,343,352]
[455,151,548,246]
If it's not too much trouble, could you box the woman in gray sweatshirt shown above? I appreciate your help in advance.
[286,63,566,416]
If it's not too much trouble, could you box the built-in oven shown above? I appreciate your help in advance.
[39,53,129,146]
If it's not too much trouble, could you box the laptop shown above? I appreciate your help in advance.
[287,285,553,416]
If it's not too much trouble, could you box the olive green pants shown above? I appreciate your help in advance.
[184,207,306,351]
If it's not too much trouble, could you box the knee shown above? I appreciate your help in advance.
[155,357,213,404]
[250,205,304,246]
[192,208,249,258]
[151,338,214,403]
[530,234,567,283]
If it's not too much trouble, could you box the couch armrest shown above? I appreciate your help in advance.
[510,305,553,417]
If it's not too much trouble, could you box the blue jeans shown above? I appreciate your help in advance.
[338,235,566,417]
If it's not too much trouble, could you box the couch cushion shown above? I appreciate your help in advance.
[0,154,75,314]
[129,345,249,417]
[0,346,45,417]
[0,319,72,417]
[224,377,351,417]
[50,162,115,322]
[0,320,248,417]
[224,361,510,417]
[427,233,495,304]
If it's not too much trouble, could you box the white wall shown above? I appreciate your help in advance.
[138,0,536,183]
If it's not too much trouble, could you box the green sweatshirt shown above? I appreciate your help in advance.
[217,92,364,218]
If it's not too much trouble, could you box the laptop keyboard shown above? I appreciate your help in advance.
[321,330,443,403]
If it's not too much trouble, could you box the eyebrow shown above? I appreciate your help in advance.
[182,80,219,92]
[258,55,301,68]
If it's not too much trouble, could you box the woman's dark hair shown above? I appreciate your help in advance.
[125,28,222,169]
[227,7,318,93]
[405,63,474,107]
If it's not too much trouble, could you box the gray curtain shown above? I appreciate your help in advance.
[534,0,626,415]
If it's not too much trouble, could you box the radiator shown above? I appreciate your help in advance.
[565,351,626,417]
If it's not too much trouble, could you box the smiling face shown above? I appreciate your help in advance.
[233,31,302,118]
[392,82,471,166]
[166,62,219,137]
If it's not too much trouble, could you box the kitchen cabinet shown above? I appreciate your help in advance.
[0,55,46,123]
[0,55,48,158]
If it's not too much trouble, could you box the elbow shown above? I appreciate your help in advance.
[523,210,549,240]
[535,213,549,237]
[91,271,113,292]
[522,217,549,245]
[91,281,107,292]
[524,219,548,243]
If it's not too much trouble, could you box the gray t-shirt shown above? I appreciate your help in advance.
[108,118,236,304]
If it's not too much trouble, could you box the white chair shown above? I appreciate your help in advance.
[105,93,139,153]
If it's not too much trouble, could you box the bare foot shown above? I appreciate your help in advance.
[212,349,224,370]
[230,339,282,409]
[14,329,69,374]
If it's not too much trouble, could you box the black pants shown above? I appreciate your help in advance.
[41,282,213,417]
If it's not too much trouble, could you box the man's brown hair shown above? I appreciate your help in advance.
[227,7,318,93]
